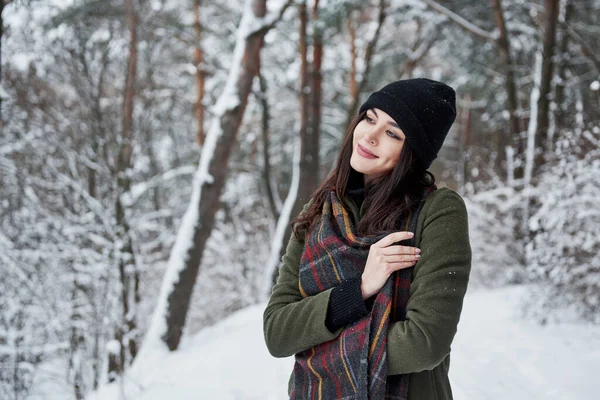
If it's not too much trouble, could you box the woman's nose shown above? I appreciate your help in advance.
[364,125,380,144]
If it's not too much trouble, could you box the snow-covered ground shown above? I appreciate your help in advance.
[450,286,600,400]
[73,285,600,399]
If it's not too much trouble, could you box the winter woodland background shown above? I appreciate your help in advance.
[1,0,599,399]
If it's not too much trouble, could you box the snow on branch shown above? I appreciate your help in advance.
[0,132,40,156]
[524,51,542,188]
[121,165,197,207]
[244,0,294,38]
[562,22,600,74]
[53,171,116,237]
[0,82,9,100]
[420,0,498,42]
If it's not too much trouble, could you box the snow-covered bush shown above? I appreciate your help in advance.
[463,185,524,290]
[525,132,600,323]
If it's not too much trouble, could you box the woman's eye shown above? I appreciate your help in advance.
[387,131,401,140]
[366,116,374,123]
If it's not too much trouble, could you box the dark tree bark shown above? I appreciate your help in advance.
[68,277,86,399]
[534,0,560,171]
[268,0,321,289]
[310,0,322,180]
[154,0,293,351]
[348,12,357,101]
[258,71,279,221]
[110,0,139,378]
[297,0,312,206]
[492,0,521,181]
[193,0,206,146]
[0,0,10,126]
[554,0,573,137]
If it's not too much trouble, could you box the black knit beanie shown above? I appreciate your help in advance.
[358,78,456,169]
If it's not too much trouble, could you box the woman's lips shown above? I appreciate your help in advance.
[357,143,378,159]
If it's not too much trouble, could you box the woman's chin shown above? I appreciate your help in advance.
[350,157,374,175]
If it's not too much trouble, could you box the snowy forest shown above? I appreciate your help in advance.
[1,0,599,399]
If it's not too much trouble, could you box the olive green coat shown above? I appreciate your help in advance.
[263,187,472,400]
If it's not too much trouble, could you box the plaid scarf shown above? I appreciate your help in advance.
[291,186,435,400]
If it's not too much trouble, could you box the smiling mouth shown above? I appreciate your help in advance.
[357,143,378,159]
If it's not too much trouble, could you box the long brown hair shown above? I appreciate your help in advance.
[291,110,435,239]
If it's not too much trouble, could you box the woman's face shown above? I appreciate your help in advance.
[350,108,406,182]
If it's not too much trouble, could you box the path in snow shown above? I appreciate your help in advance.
[84,285,600,400]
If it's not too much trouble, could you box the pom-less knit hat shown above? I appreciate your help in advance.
[359,78,457,169]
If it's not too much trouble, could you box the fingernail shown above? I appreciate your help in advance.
[416,248,421,254]
[408,232,414,237]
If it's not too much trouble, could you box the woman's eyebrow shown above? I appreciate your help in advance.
[371,109,401,129]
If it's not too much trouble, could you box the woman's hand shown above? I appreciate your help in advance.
[360,231,421,300]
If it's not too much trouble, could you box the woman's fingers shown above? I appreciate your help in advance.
[384,253,420,263]
[374,231,414,248]
[386,260,418,272]
[363,234,421,299]
[380,245,421,256]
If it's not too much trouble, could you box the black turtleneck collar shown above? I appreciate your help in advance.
[346,169,366,208]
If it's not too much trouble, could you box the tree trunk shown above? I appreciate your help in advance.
[136,0,293,355]
[348,12,357,100]
[110,0,139,379]
[297,0,315,207]
[491,0,527,268]
[162,0,265,350]
[491,0,520,181]
[68,277,85,399]
[534,0,560,172]
[258,71,279,222]
[193,0,206,146]
[456,94,471,190]
[269,0,313,290]
[311,0,322,180]
[554,0,572,130]
[265,0,316,292]
[345,0,387,133]
[0,0,7,126]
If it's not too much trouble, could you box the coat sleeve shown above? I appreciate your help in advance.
[386,189,472,374]
[262,203,343,358]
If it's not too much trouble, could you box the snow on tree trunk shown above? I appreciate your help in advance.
[519,50,543,252]
[134,0,292,365]
[109,0,139,381]
[524,51,542,190]
[262,136,300,299]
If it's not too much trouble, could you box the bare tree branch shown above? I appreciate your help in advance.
[562,22,600,73]
[421,0,498,42]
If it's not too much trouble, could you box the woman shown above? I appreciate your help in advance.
[263,78,472,400]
